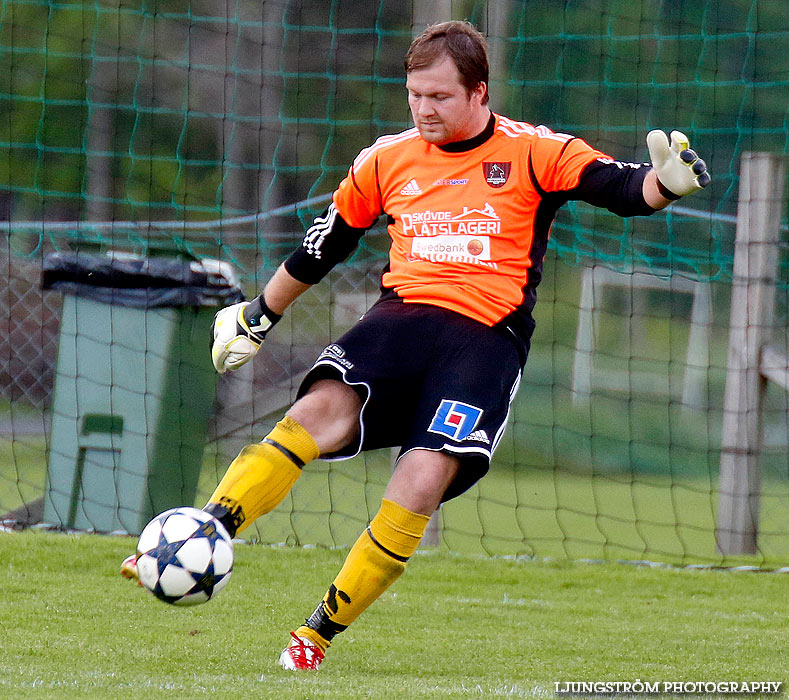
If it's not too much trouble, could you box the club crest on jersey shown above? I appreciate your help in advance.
[483,162,511,188]
[428,400,483,441]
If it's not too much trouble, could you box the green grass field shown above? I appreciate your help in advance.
[216,453,789,568]
[4,431,789,569]
[1,531,787,699]
[4,258,788,569]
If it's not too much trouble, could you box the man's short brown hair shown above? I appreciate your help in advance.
[404,20,490,105]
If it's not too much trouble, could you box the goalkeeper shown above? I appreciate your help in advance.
[124,20,710,670]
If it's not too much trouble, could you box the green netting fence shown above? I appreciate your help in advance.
[1,0,788,567]
[2,1,787,278]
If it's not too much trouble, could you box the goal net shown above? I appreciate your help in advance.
[1,0,787,568]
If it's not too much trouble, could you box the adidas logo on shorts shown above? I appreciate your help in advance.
[400,179,422,195]
[465,429,490,444]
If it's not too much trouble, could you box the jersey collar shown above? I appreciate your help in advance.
[437,112,496,153]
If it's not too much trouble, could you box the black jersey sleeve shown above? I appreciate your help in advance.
[568,160,656,217]
[284,202,369,285]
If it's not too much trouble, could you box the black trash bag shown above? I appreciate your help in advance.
[41,251,245,309]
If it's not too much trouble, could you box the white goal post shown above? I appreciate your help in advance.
[717,152,787,555]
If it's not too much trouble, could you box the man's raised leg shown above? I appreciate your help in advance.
[204,379,362,537]
[122,379,361,581]
[280,449,459,670]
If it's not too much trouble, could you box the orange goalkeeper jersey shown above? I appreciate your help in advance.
[331,114,613,327]
[286,113,653,337]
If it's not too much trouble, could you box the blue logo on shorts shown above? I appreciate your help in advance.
[428,400,483,441]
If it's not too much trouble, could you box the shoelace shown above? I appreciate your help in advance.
[286,631,324,668]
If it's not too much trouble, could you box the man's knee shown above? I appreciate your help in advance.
[286,379,362,454]
[384,450,460,516]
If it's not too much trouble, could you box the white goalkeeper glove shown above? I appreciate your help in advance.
[646,129,711,200]
[210,296,281,374]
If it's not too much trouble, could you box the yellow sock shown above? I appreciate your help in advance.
[295,499,430,650]
[205,416,319,535]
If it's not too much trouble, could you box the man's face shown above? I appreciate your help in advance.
[406,54,486,145]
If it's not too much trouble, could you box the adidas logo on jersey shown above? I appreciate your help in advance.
[400,179,422,195]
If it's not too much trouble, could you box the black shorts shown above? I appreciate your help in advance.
[297,298,526,501]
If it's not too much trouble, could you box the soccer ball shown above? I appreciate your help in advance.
[136,507,234,606]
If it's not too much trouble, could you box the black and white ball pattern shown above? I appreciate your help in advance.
[136,507,234,606]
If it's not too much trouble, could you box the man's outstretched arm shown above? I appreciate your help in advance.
[210,203,368,374]
[572,129,710,216]
[263,263,313,315]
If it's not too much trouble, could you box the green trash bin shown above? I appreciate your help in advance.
[41,252,244,534]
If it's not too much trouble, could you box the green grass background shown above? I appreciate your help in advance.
[0,530,787,700]
[198,448,789,569]
[5,437,787,567]
[0,256,787,700]
[2,258,788,568]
